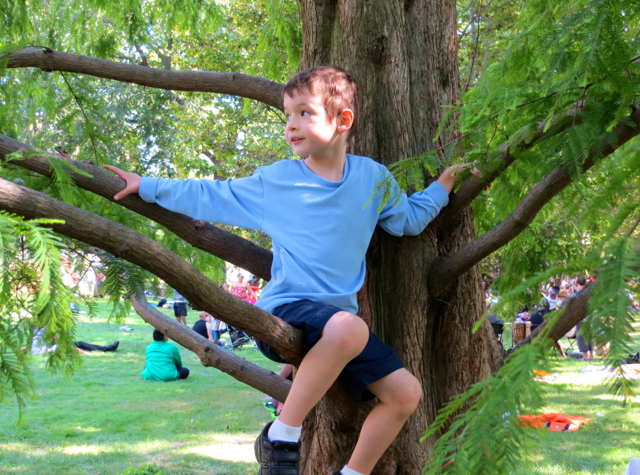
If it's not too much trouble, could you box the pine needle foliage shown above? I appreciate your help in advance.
[0,212,80,425]
[418,0,640,472]
[423,339,551,475]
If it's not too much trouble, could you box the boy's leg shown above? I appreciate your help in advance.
[345,368,422,475]
[278,311,369,427]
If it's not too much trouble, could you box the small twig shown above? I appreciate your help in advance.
[573,182,587,202]
[485,121,499,155]
[59,71,100,165]
[0,44,52,60]
[266,104,287,124]
[436,87,583,153]
[627,215,640,237]
[133,42,150,67]
[570,220,583,237]
[464,12,482,92]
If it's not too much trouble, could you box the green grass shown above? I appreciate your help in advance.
[0,300,280,475]
[0,301,639,475]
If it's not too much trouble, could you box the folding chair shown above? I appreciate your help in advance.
[564,326,578,352]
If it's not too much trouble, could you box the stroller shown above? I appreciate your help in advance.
[220,326,255,351]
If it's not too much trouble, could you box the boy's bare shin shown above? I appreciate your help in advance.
[278,311,369,427]
[347,369,422,475]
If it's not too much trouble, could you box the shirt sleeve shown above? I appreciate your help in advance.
[377,174,450,237]
[138,170,264,231]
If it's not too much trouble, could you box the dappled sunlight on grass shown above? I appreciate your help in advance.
[185,442,256,463]
[594,393,640,403]
[0,300,274,475]
[1,300,638,475]
[512,318,640,475]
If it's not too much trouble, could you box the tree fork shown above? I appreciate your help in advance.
[0,177,304,366]
[0,134,273,281]
[430,107,640,295]
[440,113,583,224]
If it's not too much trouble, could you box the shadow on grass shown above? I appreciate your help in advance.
[0,444,258,475]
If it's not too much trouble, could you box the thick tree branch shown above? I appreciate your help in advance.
[440,114,581,224]
[0,177,303,365]
[519,284,592,346]
[6,48,285,110]
[431,108,640,295]
[129,293,291,401]
[0,134,273,281]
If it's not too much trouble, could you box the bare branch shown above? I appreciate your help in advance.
[0,134,273,281]
[6,48,285,110]
[133,42,150,67]
[431,108,640,295]
[0,177,303,365]
[129,293,291,401]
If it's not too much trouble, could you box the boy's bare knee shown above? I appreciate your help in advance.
[323,311,369,357]
[388,374,422,416]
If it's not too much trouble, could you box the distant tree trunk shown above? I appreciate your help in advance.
[298,1,504,473]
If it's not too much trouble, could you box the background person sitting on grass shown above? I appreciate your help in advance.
[141,329,189,381]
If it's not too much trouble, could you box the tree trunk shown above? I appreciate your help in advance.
[298,1,504,473]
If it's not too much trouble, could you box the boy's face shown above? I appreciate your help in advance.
[283,88,344,159]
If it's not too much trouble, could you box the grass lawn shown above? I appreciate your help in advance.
[0,300,638,475]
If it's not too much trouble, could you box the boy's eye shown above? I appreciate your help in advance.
[285,114,291,120]
[301,111,310,116]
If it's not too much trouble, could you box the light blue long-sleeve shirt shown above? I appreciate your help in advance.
[139,154,449,314]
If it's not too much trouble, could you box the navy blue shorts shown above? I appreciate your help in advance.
[255,299,405,401]
[173,302,187,317]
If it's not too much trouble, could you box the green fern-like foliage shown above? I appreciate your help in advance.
[0,212,80,425]
[420,0,640,472]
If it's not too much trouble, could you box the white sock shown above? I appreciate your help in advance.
[268,417,302,443]
[340,466,364,475]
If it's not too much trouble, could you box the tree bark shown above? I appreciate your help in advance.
[129,293,292,402]
[0,177,304,368]
[0,134,273,281]
[6,48,285,110]
[297,1,503,473]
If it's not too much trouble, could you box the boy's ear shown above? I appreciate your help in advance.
[337,109,354,133]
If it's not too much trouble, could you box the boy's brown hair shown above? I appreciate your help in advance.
[283,66,360,138]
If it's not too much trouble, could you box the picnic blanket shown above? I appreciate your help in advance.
[518,413,591,432]
[581,365,640,380]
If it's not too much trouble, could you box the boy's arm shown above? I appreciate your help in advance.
[104,165,265,231]
[377,164,473,236]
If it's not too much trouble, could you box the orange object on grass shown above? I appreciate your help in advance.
[517,413,591,432]
[533,369,550,377]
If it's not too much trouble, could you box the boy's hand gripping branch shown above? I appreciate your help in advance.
[103,164,142,200]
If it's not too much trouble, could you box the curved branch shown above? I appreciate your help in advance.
[431,108,640,295]
[519,284,592,347]
[0,177,303,365]
[6,48,285,110]
[440,114,581,224]
[129,293,291,401]
[0,134,273,281]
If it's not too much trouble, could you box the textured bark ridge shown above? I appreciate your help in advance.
[298,1,503,473]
